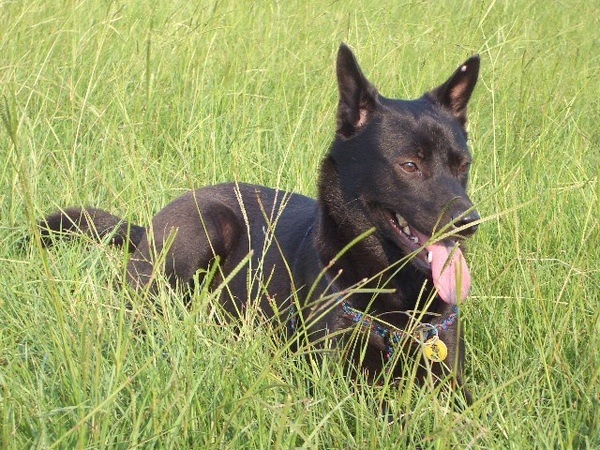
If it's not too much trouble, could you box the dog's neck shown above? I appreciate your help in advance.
[315,156,385,274]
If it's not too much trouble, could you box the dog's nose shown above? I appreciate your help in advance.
[453,211,480,236]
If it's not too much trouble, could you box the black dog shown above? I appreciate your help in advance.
[40,44,480,400]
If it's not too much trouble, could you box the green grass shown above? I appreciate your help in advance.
[1,0,598,447]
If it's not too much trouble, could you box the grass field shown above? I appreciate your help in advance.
[1,0,598,448]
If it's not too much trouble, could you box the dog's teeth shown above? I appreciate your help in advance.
[395,213,408,228]
[410,236,419,244]
[402,226,411,235]
[427,251,433,263]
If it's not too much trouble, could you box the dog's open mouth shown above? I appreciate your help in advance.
[387,210,471,305]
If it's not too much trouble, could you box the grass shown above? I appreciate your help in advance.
[1,0,598,447]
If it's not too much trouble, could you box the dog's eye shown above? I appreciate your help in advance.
[400,162,419,173]
[458,161,471,174]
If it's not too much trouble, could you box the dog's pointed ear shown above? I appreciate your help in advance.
[336,44,379,138]
[428,55,480,127]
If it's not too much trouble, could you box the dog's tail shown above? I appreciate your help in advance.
[39,207,145,253]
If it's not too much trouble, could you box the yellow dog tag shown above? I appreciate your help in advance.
[424,338,448,362]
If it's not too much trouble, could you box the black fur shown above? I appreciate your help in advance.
[40,44,480,402]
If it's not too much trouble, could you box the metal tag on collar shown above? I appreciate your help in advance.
[423,337,448,362]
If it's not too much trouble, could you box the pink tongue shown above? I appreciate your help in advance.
[426,241,471,304]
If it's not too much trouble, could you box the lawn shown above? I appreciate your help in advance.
[1,0,598,448]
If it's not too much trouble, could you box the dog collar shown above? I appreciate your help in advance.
[339,302,458,362]
[287,299,458,362]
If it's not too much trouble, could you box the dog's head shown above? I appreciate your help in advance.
[327,44,481,305]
